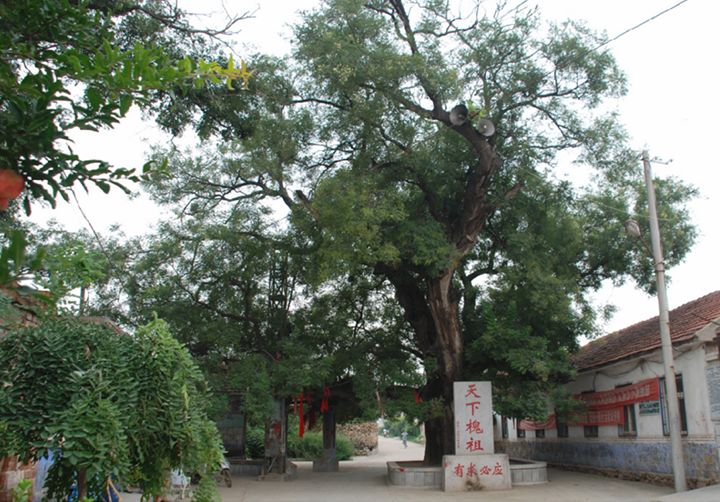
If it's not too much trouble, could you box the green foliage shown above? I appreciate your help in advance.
[191,476,221,502]
[0,228,44,287]
[0,316,223,500]
[245,421,354,461]
[10,479,32,502]
[0,0,250,211]
[79,0,697,442]
[383,415,422,441]
[244,426,265,459]
[287,431,354,461]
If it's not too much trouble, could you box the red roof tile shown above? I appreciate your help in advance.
[574,290,720,371]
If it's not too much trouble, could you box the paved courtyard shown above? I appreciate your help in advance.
[213,436,720,502]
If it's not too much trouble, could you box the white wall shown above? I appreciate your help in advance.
[566,343,713,440]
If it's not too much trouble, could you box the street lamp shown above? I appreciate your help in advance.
[625,151,686,492]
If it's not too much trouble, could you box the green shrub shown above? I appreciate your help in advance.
[191,476,221,502]
[287,431,353,461]
[336,435,354,460]
[0,316,223,501]
[245,426,265,459]
[383,415,422,440]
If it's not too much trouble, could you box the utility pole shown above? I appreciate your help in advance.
[642,150,687,492]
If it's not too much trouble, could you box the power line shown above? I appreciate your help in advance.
[592,0,691,53]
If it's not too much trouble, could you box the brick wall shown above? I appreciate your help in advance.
[496,439,720,488]
[0,457,36,502]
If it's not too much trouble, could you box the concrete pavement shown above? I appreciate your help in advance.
[215,436,719,502]
[120,436,720,501]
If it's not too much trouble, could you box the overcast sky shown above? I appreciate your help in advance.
[30,0,719,336]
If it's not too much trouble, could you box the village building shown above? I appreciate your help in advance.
[496,290,720,488]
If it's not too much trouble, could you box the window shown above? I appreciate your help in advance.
[501,416,508,439]
[660,375,688,435]
[581,390,598,438]
[556,415,569,438]
[617,383,637,437]
[584,425,598,438]
[535,428,545,439]
[516,420,526,438]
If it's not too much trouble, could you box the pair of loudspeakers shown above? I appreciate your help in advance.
[449,103,495,137]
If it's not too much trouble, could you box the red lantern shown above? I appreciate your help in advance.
[0,169,24,209]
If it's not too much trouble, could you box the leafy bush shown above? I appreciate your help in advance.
[191,476,221,502]
[245,426,265,459]
[383,415,422,441]
[287,431,353,461]
[11,479,32,502]
[0,316,223,500]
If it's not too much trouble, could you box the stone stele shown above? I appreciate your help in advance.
[453,381,494,455]
[442,454,511,492]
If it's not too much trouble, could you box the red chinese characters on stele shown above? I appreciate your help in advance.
[454,381,494,455]
[463,383,485,451]
[453,461,505,478]
[465,383,481,415]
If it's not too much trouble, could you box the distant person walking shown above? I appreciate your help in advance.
[401,430,408,448]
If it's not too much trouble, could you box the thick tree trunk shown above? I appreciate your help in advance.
[423,373,456,465]
[423,273,463,465]
[379,264,465,466]
[322,408,336,450]
[77,468,87,500]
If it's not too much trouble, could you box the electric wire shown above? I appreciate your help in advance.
[591,0,691,54]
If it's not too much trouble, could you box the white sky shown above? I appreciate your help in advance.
[29,0,719,336]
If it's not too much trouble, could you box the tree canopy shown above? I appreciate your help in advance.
[26,0,697,466]
[133,0,695,463]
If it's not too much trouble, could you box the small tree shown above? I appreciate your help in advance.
[0,315,223,500]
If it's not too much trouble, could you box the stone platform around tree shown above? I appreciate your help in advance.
[387,457,548,489]
[442,454,511,491]
[387,461,442,488]
[509,458,548,485]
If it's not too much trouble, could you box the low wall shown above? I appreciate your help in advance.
[387,461,442,488]
[387,459,547,489]
[497,439,720,488]
[510,458,548,485]
[227,458,263,477]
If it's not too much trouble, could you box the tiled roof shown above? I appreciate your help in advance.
[574,290,720,371]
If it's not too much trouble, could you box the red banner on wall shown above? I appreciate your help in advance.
[576,378,659,410]
[572,407,625,426]
[519,414,557,431]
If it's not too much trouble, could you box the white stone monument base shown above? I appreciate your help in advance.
[442,454,511,492]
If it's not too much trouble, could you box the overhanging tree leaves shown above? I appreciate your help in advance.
[0,0,251,212]
[140,0,696,464]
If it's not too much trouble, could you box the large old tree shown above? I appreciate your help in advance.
[140,0,695,464]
